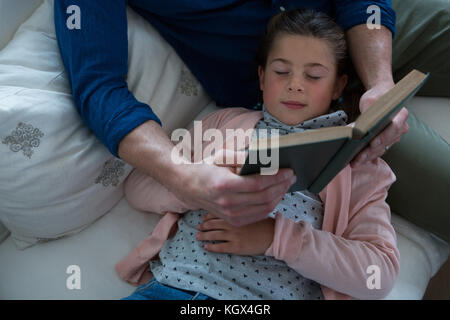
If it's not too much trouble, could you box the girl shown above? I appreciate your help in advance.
[117,8,399,300]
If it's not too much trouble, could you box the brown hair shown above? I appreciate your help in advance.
[256,8,360,120]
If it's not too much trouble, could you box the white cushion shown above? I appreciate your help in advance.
[0,193,448,299]
[384,214,450,299]
[0,86,131,249]
[0,197,157,299]
[0,0,211,249]
[0,0,42,51]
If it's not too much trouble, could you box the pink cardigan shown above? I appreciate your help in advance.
[115,107,400,300]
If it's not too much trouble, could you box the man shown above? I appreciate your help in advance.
[54,0,406,226]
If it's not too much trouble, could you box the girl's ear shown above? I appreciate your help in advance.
[332,74,348,100]
[258,65,265,91]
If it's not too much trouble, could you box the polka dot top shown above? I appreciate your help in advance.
[149,105,348,299]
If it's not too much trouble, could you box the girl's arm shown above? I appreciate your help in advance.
[122,114,202,215]
[124,168,192,215]
[266,158,400,300]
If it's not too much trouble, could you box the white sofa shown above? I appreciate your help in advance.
[0,0,449,300]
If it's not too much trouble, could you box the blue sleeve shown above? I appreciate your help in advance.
[54,0,162,158]
[333,0,396,37]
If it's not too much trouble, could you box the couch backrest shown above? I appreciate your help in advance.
[0,0,43,50]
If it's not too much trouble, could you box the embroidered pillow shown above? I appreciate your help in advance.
[0,0,211,248]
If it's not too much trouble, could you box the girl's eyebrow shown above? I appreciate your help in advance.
[305,63,329,71]
[270,58,329,71]
[270,58,293,65]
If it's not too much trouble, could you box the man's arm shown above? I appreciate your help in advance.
[54,0,162,158]
[346,25,409,165]
[346,25,394,91]
[333,0,408,164]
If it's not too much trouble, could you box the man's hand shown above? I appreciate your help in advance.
[196,212,275,256]
[171,149,296,227]
[351,81,409,166]
[346,25,409,166]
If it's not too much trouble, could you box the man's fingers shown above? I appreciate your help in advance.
[393,107,409,132]
[205,174,293,227]
[206,149,248,167]
[213,175,294,210]
[353,108,409,166]
[222,168,295,193]
[222,193,285,227]
[198,217,230,231]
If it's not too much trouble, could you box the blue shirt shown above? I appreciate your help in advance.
[54,0,396,157]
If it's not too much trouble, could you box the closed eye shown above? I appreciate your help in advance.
[275,71,289,75]
[306,74,321,80]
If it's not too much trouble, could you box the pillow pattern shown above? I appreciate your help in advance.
[0,0,211,249]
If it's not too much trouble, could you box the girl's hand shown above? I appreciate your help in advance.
[196,212,275,256]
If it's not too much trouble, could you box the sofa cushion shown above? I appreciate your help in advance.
[0,0,211,249]
[0,86,131,248]
[0,196,448,299]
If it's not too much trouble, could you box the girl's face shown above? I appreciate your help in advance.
[258,34,348,125]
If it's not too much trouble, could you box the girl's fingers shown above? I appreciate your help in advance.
[217,190,286,227]
[202,212,217,221]
[196,230,232,242]
[197,218,231,231]
[203,241,235,254]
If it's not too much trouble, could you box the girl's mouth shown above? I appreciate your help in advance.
[282,101,306,110]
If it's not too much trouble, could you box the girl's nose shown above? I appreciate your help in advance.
[288,86,302,92]
[287,78,304,92]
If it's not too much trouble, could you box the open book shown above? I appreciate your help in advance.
[239,69,429,194]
